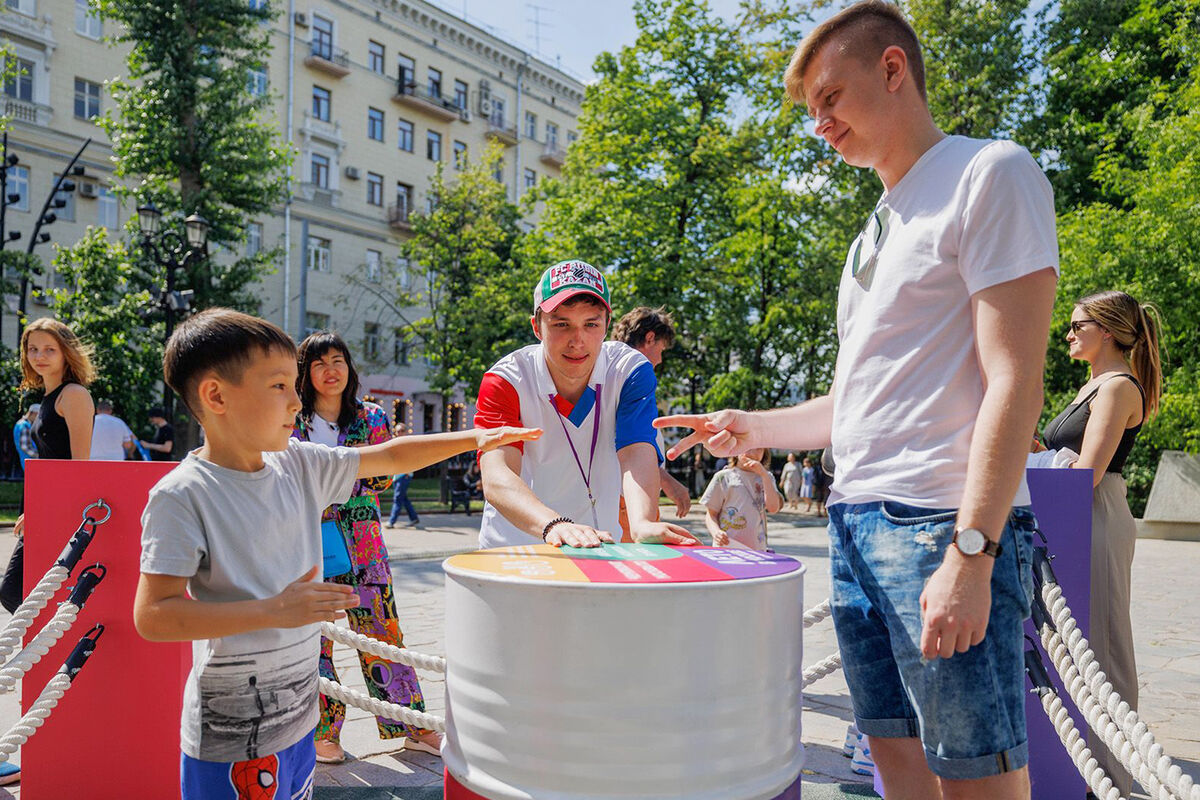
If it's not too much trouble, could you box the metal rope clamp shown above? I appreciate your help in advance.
[65,564,106,610]
[60,623,104,680]
[55,500,111,573]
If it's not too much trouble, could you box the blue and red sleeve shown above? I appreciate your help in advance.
[614,361,662,463]
[474,373,525,453]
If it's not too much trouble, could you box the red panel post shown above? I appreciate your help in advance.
[21,459,189,800]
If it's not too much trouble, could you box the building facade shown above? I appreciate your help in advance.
[1,0,584,433]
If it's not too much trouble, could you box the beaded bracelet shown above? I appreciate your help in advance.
[542,516,573,541]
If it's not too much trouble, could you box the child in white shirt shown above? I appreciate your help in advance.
[700,448,782,550]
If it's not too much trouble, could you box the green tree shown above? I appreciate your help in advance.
[95,0,290,311]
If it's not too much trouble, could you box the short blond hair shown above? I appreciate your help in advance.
[784,0,925,105]
[20,317,96,391]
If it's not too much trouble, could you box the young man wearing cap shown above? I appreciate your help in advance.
[473,260,697,549]
[12,404,38,476]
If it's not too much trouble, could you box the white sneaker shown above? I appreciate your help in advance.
[851,737,874,776]
[842,723,859,758]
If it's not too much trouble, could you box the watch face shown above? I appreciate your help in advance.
[956,528,986,556]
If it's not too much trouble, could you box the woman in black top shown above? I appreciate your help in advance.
[1041,290,1162,798]
[1,319,96,613]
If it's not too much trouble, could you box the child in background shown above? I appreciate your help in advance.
[800,456,816,513]
[701,448,782,550]
[134,308,538,800]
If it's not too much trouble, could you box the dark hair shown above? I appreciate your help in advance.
[612,306,675,349]
[784,0,926,104]
[148,406,166,419]
[164,308,297,416]
[296,331,360,430]
[96,399,113,412]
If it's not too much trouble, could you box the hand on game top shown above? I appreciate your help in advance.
[712,529,730,547]
[544,521,613,548]
[629,520,699,546]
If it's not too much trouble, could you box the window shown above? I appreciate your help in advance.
[424,194,438,214]
[367,107,384,142]
[367,41,385,75]
[245,222,262,256]
[546,121,559,148]
[5,0,35,16]
[75,0,101,37]
[491,98,506,127]
[364,322,380,360]
[395,182,413,220]
[307,236,331,272]
[524,111,537,139]
[453,80,468,110]
[247,65,268,97]
[397,54,415,88]
[312,85,331,121]
[365,249,382,283]
[311,15,334,60]
[366,172,383,206]
[97,186,118,230]
[304,311,330,337]
[567,130,578,146]
[426,130,441,161]
[393,330,409,365]
[452,140,467,170]
[74,79,101,120]
[492,157,504,183]
[310,153,330,188]
[248,0,268,10]
[427,67,442,98]
[6,166,29,212]
[56,188,76,222]
[397,119,414,152]
[3,58,34,101]
[396,256,412,289]
[524,168,536,190]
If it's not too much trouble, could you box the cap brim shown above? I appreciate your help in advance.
[537,287,611,314]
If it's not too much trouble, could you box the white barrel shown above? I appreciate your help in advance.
[442,543,805,800]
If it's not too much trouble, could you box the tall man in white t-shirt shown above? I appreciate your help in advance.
[659,4,1058,799]
[90,399,136,461]
[473,260,697,550]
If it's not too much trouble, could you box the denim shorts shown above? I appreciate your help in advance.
[827,501,1036,780]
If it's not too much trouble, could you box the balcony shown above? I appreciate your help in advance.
[392,81,461,123]
[299,111,344,149]
[388,202,413,230]
[297,182,342,207]
[3,97,53,126]
[304,42,351,78]
[539,143,566,168]
[484,118,519,147]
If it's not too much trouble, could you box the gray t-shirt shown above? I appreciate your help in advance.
[140,440,359,761]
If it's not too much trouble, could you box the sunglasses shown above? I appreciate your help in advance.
[851,205,892,290]
[1069,319,1097,335]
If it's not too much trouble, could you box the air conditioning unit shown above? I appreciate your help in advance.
[293,11,308,27]
[478,97,493,117]
[344,166,360,180]
[78,182,98,199]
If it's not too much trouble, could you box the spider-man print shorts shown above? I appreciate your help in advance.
[181,728,315,800]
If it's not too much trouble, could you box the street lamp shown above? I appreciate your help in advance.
[136,202,209,419]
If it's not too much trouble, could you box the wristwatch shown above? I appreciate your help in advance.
[953,527,1002,558]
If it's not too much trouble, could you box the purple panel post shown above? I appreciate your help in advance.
[1026,467,1092,800]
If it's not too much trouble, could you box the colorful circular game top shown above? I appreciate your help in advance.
[444,543,802,585]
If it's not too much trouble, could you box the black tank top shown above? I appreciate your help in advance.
[31,382,76,460]
[1042,374,1145,474]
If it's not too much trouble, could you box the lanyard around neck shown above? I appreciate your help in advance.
[547,383,603,528]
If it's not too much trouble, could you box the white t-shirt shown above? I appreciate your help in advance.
[830,136,1059,509]
[701,467,769,551]
[473,341,661,548]
[90,414,134,461]
[140,440,359,761]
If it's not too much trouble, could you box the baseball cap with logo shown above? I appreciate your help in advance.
[533,260,611,314]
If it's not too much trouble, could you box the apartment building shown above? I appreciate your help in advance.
[1,0,584,433]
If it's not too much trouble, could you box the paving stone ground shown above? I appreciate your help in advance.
[0,508,1196,798]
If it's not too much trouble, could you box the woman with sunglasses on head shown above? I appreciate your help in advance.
[292,331,441,764]
[1041,290,1162,798]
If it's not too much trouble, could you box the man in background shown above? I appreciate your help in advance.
[91,400,136,461]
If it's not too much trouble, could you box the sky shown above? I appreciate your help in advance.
[426,0,747,82]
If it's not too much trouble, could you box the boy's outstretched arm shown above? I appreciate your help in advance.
[133,566,358,642]
[355,426,542,480]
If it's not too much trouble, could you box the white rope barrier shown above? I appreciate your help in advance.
[1035,684,1125,800]
[318,677,445,733]
[802,652,843,689]
[319,622,446,674]
[0,602,81,695]
[803,599,833,629]
[1039,578,1200,800]
[0,565,69,668]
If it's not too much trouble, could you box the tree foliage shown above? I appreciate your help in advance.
[95,0,290,311]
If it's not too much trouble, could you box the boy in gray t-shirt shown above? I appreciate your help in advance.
[136,309,539,799]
